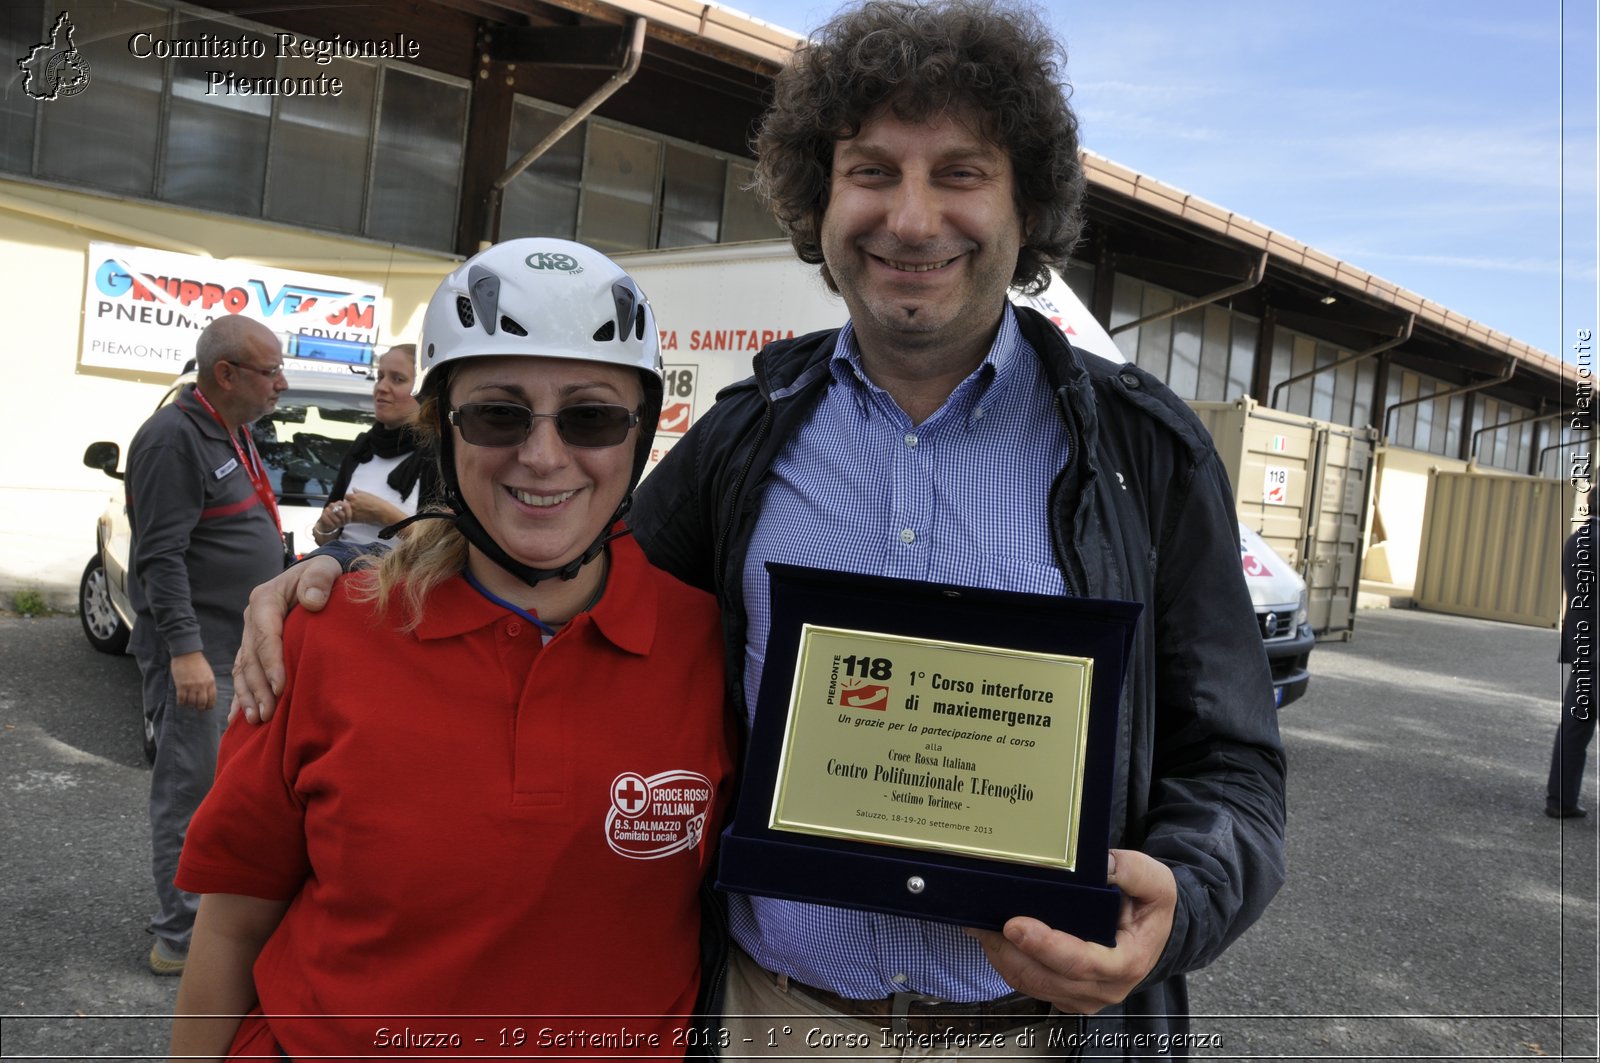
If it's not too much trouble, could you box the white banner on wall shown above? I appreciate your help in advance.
[80,242,384,376]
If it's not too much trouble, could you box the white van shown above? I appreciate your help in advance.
[617,241,1313,708]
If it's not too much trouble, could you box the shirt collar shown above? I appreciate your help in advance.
[176,383,234,442]
[828,306,1027,425]
[583,534,656,655]
[413,533,656,655]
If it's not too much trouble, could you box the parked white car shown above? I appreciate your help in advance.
[78,365,375,758]
[1239,522,1313,707]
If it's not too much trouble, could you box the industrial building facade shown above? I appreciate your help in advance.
[1,0,1584,613]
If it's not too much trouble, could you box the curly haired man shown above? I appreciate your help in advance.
[632,0,1288,1055]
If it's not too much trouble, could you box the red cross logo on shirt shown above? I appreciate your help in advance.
[612,773,651,817]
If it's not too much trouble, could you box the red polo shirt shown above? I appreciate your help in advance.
[178,535,733,1059]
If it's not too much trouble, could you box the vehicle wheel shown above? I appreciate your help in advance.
[78,554,130,655]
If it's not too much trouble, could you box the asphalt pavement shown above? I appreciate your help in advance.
[0,606,1595,1061]
[1,611,176,1060]
[1186,608,1597,1060]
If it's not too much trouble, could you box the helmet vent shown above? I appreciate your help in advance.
[500,316,528,337]
[592,320,617,342]
[634,306,646,340]
[467,266,500,335]
[455,296,475,328]
[610,280,641,344]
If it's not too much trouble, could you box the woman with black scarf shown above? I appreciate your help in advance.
[310,344,441,549]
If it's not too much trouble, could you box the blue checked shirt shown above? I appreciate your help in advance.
[735,307,1073,1001]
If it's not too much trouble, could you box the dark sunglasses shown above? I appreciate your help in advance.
[448,401,640,449]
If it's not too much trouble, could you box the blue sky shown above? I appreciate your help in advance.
[725,0,1597,361]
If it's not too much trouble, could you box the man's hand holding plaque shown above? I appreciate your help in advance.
[969,848,1179,1012]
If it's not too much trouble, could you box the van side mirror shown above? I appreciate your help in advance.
[83,441,123,481]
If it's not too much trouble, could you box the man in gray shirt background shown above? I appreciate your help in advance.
[126,315,287,976]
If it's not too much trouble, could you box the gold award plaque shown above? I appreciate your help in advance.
[770,625,1094,870]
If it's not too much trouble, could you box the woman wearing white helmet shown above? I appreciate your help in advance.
[169,240,734,1061]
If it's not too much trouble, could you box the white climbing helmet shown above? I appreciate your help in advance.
[418,237,662,394]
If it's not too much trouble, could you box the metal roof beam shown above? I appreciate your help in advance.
[485,24,636,66]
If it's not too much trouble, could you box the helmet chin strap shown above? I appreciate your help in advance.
[379,421,633,586]
[378,500,633,584]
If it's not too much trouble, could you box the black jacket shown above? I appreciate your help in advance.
[632,306,1287,1055]
[1562,516,1596,664]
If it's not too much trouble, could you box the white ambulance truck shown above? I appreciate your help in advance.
[617,241,1312,707]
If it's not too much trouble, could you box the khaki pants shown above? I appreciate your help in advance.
[717,945,1080,1060]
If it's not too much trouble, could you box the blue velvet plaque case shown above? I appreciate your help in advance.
[715,564,1142,946]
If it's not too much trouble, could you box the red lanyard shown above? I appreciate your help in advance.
[192,386,283,534]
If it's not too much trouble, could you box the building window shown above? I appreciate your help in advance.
[1196,305,1230,401]
[579,124,661,253]
[500,99,776,252]
[368,67,469,249]
[160,14,274,216]
[1352,360,1378,431]
[1442,393,1464,459]
[1062,260,1095,308]
[1167,305,1202,399]
[2,1,47,172]
[720,162,781,243]
[3,0,467,252]
[1108,273,1257,403]
[1384,369,1528,469]
[1388,370,1419,448]
[264,57,376,233]
[1412,378,1435,453]
[1538,421,1583,478]
[36,0,166,196]
[659,144,724,248]
[1310,343,1338,423]
[1288,335,1317,415]
[502,100,584,240]
[1267,324,1380,430]
[1228,314,1257,401]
